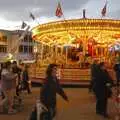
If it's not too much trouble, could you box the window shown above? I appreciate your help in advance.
[29,46,33,53]
[19,45,23,53]
[0,35,7,43]
[2,35,7,42]
[0,45,7,52]
[29,35,33,42]
[3,47,7,52]
[19,45,33,53]
[24,46,28,53]
[24,35,28,42]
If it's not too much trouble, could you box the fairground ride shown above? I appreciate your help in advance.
[32,18,120,69]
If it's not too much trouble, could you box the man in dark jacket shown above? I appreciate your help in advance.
[94,62,113,118]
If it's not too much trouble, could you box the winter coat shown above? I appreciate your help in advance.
[40,76,68,109]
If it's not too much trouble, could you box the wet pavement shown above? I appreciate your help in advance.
[0,87,119,120]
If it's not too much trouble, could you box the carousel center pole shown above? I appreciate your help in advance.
[66,46,68,64]
[41,43,44,63]
[55,45,58,63]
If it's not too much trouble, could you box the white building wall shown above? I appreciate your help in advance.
[0,29,34,62]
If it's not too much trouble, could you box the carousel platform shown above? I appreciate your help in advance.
[30,68,91,87]
[31,77,90,88]
[30,68,115,87]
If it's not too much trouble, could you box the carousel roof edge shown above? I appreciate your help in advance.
[32,18,120,30]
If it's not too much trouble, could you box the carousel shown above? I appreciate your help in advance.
[31,19,120,82]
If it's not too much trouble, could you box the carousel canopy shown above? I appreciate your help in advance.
[32,19,120,47]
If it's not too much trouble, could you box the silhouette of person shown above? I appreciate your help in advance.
[40,64,68,120]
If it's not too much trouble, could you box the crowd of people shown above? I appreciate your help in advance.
[0,59,120,119]
[0,61,31,114]
[29,61,120,120]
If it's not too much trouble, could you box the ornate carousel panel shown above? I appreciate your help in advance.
[32,19,120,46]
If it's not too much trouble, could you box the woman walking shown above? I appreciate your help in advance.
[1,62,17,114]
[40,64,69,120]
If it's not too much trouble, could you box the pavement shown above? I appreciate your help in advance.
[0,87,119,120]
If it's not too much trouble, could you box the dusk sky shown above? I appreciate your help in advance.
[0,0,120,30]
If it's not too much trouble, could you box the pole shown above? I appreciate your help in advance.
[61,46,63,56]
[55,45,58,63]
[41,43,44,62]
[66,47,68,64]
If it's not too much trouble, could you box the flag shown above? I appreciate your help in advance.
[55,2,63,17]
[30,12,35,20]
[21,21,27,29]
[101,2,107,17]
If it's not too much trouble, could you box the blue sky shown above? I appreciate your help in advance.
[0,0,120,30]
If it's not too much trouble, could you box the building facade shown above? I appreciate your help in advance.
[0,29,34,62]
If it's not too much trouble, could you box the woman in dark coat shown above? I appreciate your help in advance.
[40,64,68,120]
[94,62,113,118]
